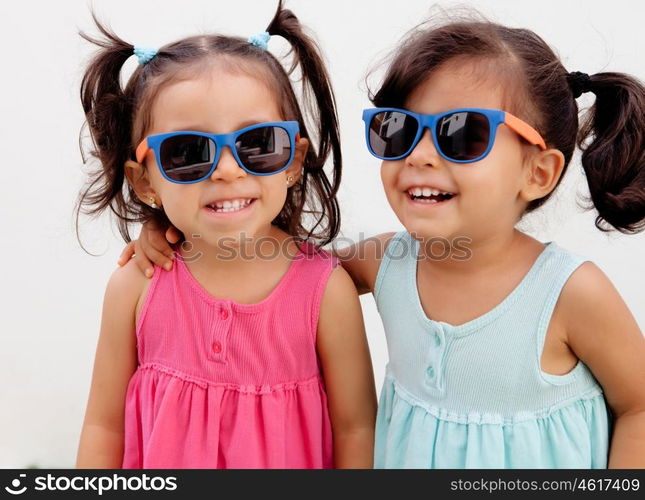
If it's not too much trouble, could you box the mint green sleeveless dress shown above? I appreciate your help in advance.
[373,231,611,468]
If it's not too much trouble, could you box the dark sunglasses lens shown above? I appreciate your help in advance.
[368,111,419,158]
[236,126,291,174]
[159,135,216,181]
[436,111,490,161]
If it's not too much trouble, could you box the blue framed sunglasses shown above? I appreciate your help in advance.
[136,121,300,183]
[362,107,546,163]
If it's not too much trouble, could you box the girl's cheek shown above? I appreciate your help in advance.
[380,164,398,192]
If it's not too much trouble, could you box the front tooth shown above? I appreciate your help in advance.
[223,200,232,208]
[430,189,440,196]
[421,187,431,197]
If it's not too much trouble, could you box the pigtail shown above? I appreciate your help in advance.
[266,0,342,244]
[577,73,645,234]
[75,14,144,247]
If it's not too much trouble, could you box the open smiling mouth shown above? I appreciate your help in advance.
[406,187,456,204]
[204,198,257,214]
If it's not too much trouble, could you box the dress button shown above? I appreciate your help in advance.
[212,341,222,354]
[220,309,229,320]
[434,332,442,347]
[426,365,435,379]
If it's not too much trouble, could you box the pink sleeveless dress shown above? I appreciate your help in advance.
[122,241,339,468]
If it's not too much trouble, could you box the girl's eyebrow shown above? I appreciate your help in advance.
[165,119,278,134]
[164,125,209,133]
[235,119,272,129]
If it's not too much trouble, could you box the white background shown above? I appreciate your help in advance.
[0,0,643,468]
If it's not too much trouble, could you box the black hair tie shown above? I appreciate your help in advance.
[568,71,593,98]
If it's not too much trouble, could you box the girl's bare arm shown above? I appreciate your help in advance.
[330,232,396,295]
[561,262,645,468]
[316,265,377,468]
[76,261,145,468]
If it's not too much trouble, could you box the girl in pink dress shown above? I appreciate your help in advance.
[75,2,376,469]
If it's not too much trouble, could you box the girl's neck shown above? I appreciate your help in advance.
[178,224,297,278]
[418,228,542,279]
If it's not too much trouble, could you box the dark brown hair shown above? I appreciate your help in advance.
[370,16,645,233]
[76,1,341,248]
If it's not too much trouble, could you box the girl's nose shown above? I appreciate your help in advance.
[406,128,442,169]
[210,147,247,182]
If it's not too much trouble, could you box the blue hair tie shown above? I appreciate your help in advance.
[248,31,270,50]
[133,45,158,65]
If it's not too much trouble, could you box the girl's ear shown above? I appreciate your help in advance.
[124,160,162,208]
[519,148,565,203]
[285,136,310,184]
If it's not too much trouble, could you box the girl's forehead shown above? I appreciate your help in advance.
[404,62,509,114]
[148,68,283,134]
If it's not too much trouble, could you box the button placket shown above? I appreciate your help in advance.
[425,324,445,389]
[209,302,232,363]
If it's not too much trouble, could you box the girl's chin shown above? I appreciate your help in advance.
[194,224,284,248]
[195,228,258,245]
[400,219,461,242]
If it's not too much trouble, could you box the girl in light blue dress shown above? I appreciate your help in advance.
[352,18,645,468]
[122,16,645,468]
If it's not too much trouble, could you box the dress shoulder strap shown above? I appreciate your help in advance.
[530,243,590,384]
[373,231,415,310]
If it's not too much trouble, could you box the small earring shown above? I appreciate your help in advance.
[286,175,294,186]
[148,196,158,209]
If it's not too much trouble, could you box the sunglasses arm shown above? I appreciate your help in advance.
[504,113,547,150]
[135,139,150,164]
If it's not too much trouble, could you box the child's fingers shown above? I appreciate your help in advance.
[149,227,176,262]
[132,239,157,278]
[166,225,182,245]
[117,241,136,267]
[139,235,174,272]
